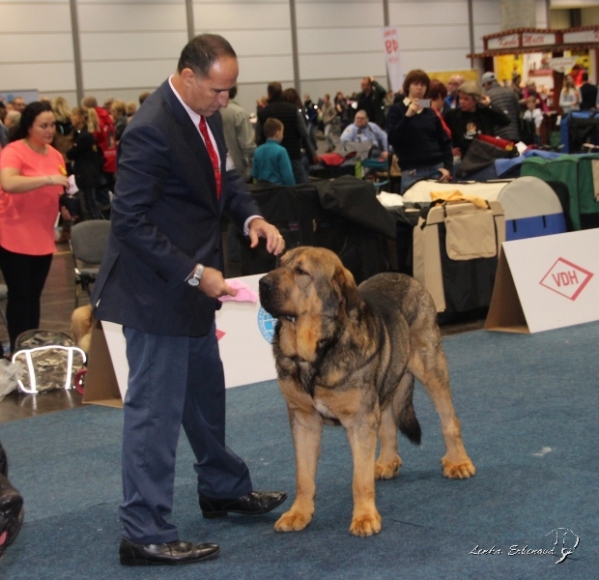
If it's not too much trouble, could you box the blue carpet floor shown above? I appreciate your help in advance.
[1,323,598,579]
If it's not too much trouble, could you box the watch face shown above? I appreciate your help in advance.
[188,277,199,286]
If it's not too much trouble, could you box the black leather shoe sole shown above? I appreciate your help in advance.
[119,540,220,566]
[120,549,220,566]
[201,492,287,519]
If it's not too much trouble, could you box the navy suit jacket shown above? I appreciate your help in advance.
[91,79,261,336]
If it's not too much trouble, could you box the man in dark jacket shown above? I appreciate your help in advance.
[579,73,598,111]
[91,34,287,567]
[356,77,388,128]
[256,82,316,184]
[481,72,520,142]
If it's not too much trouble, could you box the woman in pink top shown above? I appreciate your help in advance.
[0,101,70,351]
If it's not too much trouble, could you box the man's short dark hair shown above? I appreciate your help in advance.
[229,85,238,100]
[267,82,283,100]
[263,117,283,139]
[177,34,237,77]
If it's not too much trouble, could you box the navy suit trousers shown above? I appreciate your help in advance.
[119,324,253,544]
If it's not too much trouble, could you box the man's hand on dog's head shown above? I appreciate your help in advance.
[247,217,286,255]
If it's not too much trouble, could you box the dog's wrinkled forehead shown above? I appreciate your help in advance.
[279,247,340,276]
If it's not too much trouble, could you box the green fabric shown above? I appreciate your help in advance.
[521,154,599,230]
[577,156,599,217]
[521,155,581,229]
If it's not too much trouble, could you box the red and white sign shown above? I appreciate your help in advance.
[381,26,403,93]
[488,34,519,50]
[522,33,556,47]
[539,258,593,301]
[495,230,599,333]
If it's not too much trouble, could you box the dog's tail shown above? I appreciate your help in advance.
[395,376,422,445]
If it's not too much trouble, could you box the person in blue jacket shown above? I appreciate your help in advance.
[252,117,296,185]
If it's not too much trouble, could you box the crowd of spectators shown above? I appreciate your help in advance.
[2,67,597,197]
[1,69,598,350]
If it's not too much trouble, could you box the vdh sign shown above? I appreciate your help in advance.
[540,258,594,301]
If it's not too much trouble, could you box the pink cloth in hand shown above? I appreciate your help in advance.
[218,279,258,303]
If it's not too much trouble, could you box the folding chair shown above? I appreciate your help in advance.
[69,220,111,307]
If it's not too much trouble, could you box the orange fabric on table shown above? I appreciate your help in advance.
[0,140,65,255]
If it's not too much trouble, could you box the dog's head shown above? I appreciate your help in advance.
[259,247,360,361]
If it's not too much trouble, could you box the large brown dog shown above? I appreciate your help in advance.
[259,247,475,537]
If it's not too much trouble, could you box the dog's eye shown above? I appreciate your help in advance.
[294,266,309,276]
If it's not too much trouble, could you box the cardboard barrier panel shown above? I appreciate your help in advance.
[485,229,599,333]
[83,321,123,408]
[83,275,278,408]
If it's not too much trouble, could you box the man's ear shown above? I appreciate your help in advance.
[333,266,360,314]
[180,68,196,87]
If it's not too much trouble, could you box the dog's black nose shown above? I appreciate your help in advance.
[259,276,273,294]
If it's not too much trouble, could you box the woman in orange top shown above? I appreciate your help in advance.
[0,101,70,352]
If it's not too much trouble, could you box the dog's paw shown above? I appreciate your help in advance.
[375,456,402,480]
[441,456,476,479]
[274,510,312,533]
[349,511,382,537]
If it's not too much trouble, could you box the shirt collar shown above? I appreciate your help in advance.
[169,75,202,128]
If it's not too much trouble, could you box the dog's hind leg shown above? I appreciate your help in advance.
[408,346,476,480]
[375,401,402,480]
[275,405,323,533]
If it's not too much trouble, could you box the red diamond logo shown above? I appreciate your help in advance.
[539,258,593,301]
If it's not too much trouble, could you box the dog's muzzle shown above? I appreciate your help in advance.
[258,274,276,313]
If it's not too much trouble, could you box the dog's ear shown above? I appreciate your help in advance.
[333,266,360,314]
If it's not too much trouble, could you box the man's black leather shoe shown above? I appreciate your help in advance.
[199,490,287,519]
[119,537,220,566]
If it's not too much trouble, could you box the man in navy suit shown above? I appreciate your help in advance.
[91,34,287,567]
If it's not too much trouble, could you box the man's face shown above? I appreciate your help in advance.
[361,79,371,93]
[354,113,368,128]
[13,97,25,113]
[447,77,461,96]
[184,56,239,117]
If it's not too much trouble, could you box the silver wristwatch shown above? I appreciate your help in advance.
[187,264,205,287]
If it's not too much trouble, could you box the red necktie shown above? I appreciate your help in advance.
[199,116,221,199]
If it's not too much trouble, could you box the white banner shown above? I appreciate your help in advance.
[382,26,403,93]
[98,274,278,403]
[549,57,578,74]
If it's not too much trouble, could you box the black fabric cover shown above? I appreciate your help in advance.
[458,137,515,177]
[313,175,397,239]
[237,178,393,283]
[568,111,599,154]
[437,223,498,315]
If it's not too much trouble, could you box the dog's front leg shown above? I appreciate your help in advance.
[275,406,323,533]
[344,413,382,537]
